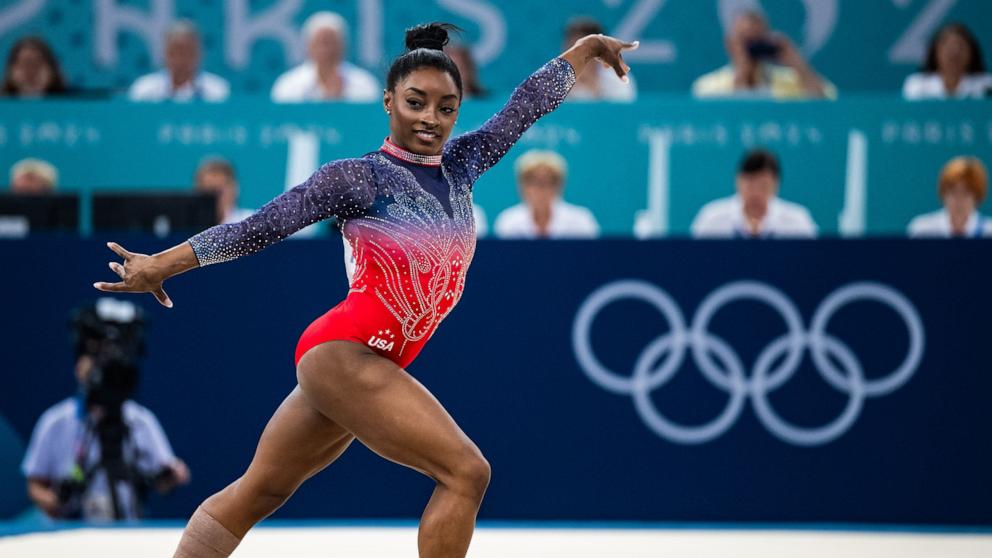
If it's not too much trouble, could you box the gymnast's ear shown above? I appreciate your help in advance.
[383,89,393,116]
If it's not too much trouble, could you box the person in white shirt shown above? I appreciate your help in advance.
[692,149,817,238]
[271,12,380,103]
[908,156,992,238]
[21,299,189,520]
[193,158,254,225]
[562,17,636,102]
[494,149,600,239]
[903,23,992,100]
[128,20,229,102]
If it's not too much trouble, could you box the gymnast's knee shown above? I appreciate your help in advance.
[439,451,491,502]
[230,476,296,520]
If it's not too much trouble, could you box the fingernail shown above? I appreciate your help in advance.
[622,75,630,83]
[632,41,640,48]
[166,301,174,308]
[92,282,100,288]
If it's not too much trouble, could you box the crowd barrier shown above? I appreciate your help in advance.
[2,98,991,236]
[1,237,989,525]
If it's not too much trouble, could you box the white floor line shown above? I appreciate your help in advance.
[0,527,990,558]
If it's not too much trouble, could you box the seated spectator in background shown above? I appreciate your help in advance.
[693,10,835,100]
[10,158,58,194]
[562,17,636,102]
[494,149,600,239]
[22,298,189,520]
[445,44,487,99]
[908,157,991,237]
[1,36,67,98]
[271,12,380,102]
[692,149,817,238]
[194,157,253,225]
[903,23,992,100]
[128,20,229,102]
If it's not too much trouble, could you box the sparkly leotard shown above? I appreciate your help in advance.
[188,58,576,368]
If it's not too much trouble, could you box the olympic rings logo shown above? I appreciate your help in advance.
[572,280,925,446]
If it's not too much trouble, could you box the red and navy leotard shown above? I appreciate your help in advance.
[188,58,576,368]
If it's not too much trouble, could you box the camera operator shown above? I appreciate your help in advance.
[21,298,189,520]
[693,10,836,100]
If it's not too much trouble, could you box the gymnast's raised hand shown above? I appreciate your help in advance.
[94,240,199,308]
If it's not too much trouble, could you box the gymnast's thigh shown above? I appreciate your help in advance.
[239,386,355,494]
[296,341,483,482]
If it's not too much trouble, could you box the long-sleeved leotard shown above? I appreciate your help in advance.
[188,57,576,367]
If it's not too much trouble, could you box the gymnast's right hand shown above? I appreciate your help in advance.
[94,241,174,308]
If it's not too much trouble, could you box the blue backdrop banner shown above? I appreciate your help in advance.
[1,238,990,525]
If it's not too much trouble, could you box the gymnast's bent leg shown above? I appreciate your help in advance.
[173,386,354,557]
[297,341,491,558]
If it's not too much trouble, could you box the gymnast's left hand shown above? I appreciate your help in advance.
[94,241,174,308]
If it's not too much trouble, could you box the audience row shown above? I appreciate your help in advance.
[8,149,988,240]
[3,12,989,102]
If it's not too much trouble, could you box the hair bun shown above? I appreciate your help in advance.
[404,22,459,52]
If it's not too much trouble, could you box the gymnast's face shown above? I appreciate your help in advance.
[384,67,461,155]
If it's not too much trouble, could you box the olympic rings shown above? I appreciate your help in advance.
[572,280,925,446]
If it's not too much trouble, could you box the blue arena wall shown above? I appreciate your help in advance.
[1,0,991,94]
[2,98,991,236]
[1,238,990,525]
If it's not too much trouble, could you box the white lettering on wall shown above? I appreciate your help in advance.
[888,0,958,64]
[613,0,676,63]
[94,0,173,66]
[0,0,46,39]
[226,0,303,68]
[437,0,506,65]
[357,0,383,71]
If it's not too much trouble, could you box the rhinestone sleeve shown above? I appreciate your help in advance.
[444,57,577,184]
[188,158,376,266]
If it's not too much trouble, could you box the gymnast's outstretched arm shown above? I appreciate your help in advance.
[445,34,638,183]
[93,158,376,307]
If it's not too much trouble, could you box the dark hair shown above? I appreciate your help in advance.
[386,23,463,97]
[2,36,67,96]
[923,23,985,74]
[564,16,604,41]
[738,149,780,179]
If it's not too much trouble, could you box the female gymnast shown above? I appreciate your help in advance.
[94,23,636,558]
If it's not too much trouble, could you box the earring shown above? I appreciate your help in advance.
[386,110,391,115]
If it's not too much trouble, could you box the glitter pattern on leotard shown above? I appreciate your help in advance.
[188,57,576,364]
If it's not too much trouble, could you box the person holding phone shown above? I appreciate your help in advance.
[693,10,835,100]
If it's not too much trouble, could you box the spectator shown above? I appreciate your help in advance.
[10,158,58,194]
[908,156,991,237]
[22,298,189,520]
[494,149,600,239]
[903,23,992,100]
[691,149,817,238]
[271,12,380,102]
[693,10,835,100]
[128,20,229,102]
[193,157,253,225]
[444,44,487,99]
[1,36,67,98]
[562,17,636,102]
